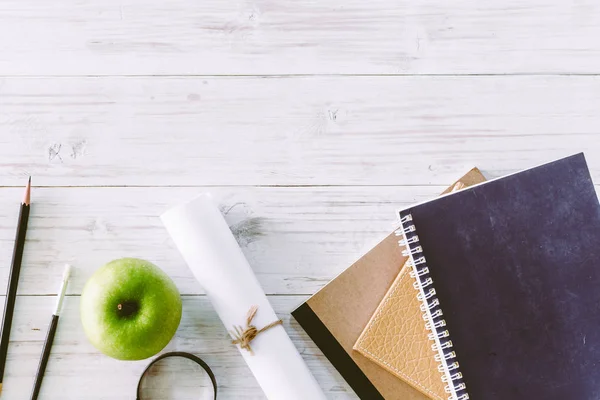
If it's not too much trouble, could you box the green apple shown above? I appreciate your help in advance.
[80,258,182,361]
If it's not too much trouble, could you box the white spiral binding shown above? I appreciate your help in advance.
[398,235,420,246]
[397,215,470,400]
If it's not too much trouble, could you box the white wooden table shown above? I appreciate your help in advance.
[1,1,600,398]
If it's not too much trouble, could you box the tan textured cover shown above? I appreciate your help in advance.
[304,167,486,400]
[353,174,486,400]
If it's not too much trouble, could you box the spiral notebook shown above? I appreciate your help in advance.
[397,153,600,400]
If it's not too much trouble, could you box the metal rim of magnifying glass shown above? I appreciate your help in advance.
[136,352,218,400]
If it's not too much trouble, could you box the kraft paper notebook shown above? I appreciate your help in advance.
[394,153,600,400]
[292,168,487,400]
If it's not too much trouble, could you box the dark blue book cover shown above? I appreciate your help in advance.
[398,153,600,400]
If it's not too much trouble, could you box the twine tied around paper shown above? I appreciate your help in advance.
[230,306,283,355]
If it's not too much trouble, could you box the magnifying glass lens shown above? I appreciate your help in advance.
[138,356,215,400]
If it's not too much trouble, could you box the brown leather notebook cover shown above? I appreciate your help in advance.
[292,168,486,400]
[354,260,446,399]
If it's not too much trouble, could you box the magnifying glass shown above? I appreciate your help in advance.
[136,352,217,400]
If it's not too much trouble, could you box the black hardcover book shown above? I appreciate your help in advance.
[397,153,600,400]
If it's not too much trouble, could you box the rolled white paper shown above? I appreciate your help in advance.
[161,194,327,400]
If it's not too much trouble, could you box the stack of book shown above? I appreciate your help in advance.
[294,154,600,400]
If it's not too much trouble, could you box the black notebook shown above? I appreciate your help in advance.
[397,153,600,400]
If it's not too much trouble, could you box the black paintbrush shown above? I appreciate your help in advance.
[31,264,72,400]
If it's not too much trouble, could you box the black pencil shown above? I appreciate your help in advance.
[0,177,31,395]
[31,265,71,400]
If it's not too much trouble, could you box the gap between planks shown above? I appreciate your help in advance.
[2,73,600,78]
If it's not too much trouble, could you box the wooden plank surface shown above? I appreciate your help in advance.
[1,76,599,187]
[2,0,600,75]
[2,0,599,398]
[0,186,443,296]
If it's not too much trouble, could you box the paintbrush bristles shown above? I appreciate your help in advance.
[62,264,72,282]
[23,177,31,206]
[54,265,72,316]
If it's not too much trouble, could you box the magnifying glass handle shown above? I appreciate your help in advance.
[136,352,218,400]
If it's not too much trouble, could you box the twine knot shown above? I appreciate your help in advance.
[230,306,283,355]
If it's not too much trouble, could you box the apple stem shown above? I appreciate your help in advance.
[117,301,139,318]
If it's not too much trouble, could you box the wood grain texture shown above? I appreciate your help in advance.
[0,295,356,399]
[1,0,600,75]
[0,185,445,296]
[1,76,599,187]
[2,0,598,397]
